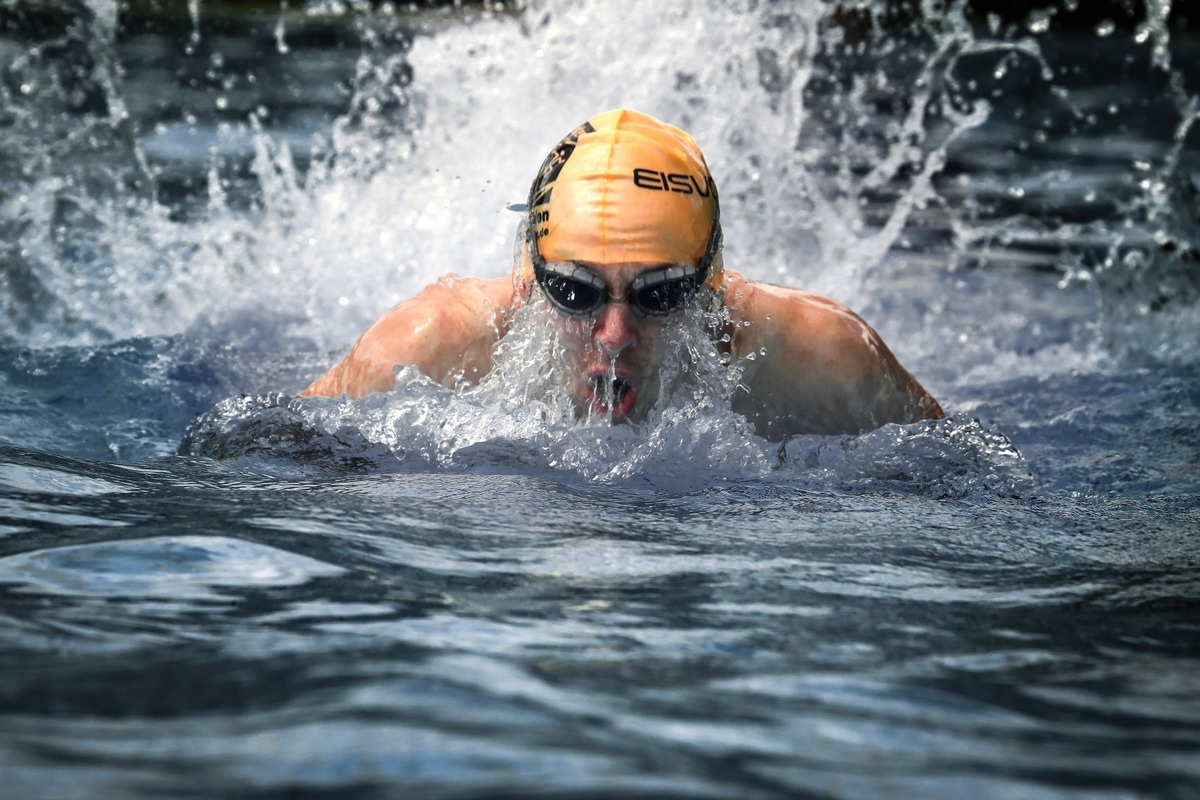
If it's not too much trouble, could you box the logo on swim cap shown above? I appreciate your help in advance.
[631,168,717,197]
[529,120,596,239]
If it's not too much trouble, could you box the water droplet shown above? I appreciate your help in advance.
[1095,19,1116,37]
[1027,11,1052,34]
[275,8,291,55]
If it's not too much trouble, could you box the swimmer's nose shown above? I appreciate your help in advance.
[594,302,637,358]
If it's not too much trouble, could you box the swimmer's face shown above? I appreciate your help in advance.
[534,260,701,423]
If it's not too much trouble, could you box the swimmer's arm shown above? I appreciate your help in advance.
[300,276,514,399]
[725,275,944,436]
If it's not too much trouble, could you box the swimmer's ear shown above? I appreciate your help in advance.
[515,273,531,302]
[704,222,724,293]
[512,217,536,302]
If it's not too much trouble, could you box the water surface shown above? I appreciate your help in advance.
[0,1,1198,798]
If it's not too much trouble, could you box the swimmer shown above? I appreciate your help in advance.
[301,108,944,437]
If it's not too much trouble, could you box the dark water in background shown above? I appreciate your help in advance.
[1,1,1199,798]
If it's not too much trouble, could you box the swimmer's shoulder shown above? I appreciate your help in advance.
[381,272,514,336]
[377,272,514,376]
[720,271,862,354]
[301,272,514,397]
[720,270,944,431]
[429,272,515,310]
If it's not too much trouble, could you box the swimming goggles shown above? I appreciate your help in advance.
[533,259,702,317]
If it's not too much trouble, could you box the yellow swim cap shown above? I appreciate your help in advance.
[518,109,722,292]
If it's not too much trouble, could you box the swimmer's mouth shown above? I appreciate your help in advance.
[588,375,637,421]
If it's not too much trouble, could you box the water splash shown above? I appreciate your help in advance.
[274,0,291,55]
[1136,0,1173,72]
[3,0,1196,474]
[175,293,1035,496]
[1,0,1042,349]
[186,0,202,51]
[179,298,777,484]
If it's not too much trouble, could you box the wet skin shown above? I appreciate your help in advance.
[300,263,675,423]
[300,264,944,437]
[546,261,679,423]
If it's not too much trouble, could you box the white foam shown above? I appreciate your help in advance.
[6,0,1195,387]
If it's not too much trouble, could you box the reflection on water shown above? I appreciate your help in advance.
[2,446,1197,799]
[0,1,1198,798]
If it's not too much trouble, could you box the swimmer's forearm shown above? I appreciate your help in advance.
[298,296,447,398]
[300,350,399,398]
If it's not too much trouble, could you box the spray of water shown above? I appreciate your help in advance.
[0,0,1014,346]
[6,0,1197,480]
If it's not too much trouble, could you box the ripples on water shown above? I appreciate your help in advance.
[1,1,1199,798]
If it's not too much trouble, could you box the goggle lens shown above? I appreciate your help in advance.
[534,262,700,318]
[631,273,698,316]
[538,270,605,315]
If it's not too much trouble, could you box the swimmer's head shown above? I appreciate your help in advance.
[515,109,722,298]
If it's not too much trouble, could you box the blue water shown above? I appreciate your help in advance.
[1,1,1199,798]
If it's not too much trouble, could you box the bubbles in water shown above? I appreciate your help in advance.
[778,415,1036,500]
